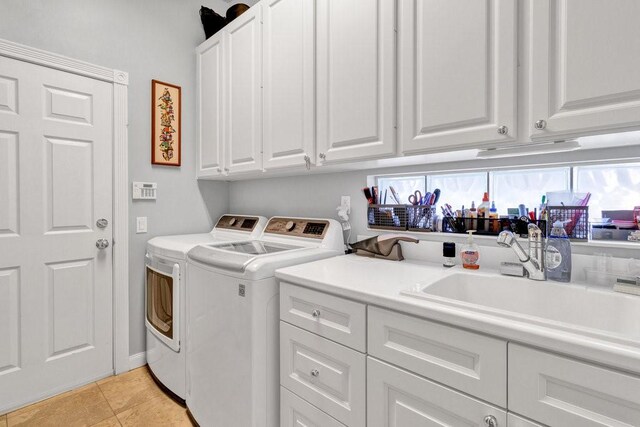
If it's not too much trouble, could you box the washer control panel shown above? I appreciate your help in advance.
[265,218,329,239]
[215,215,260,231]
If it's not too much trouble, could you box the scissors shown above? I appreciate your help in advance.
[408,190,423,205]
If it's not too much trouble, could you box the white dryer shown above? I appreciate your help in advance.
[186,217,344,427]
[145,215,267,402]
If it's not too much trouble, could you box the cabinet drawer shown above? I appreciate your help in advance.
[509,344,640,427]
[368,306,507,407]
[280,322,366,427]
[507,414,544,427]
[280,282,366,352]
[281,386,346,427]
[367,357,507,427]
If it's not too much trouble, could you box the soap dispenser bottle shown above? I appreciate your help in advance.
[546,220,572,282]
[460,230,480,270]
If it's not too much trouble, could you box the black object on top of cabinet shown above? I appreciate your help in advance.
[200,6,226,39]
[226,4,250,24]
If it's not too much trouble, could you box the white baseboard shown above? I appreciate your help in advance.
[129,351,147,370]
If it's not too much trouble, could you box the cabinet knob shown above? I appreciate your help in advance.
[304,155,311,170]
[310,369,319,377]
[319,153,326,161]
[497,125,508,135]
[534,119,547,130]
[312,309,321,318]
[484,415,498,427]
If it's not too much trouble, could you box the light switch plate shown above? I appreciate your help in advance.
[136,217,147,233]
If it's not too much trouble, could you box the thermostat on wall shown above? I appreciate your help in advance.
[132,182,157,200]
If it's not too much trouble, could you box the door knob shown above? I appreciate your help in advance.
[96,218,108,229]
[96,239,110,250]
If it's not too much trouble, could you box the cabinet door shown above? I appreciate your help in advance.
[316,0,396,164]
[196,32,225,178]
[367,358,507,427]
[529,0,640,140]
[399,0,517,154]
[225,5,263,174]
[262,0,315,171]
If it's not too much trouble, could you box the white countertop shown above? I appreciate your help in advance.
[276,254,640,375]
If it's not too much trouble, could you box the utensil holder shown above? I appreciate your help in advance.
[407,205,437,232]
[367,205,407,231]
[546,205,589,240]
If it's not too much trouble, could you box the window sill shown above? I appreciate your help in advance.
[365,228,640,251]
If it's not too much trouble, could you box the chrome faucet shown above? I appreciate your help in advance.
[497,223,546,281]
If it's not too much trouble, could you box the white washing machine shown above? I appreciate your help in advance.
[186,217,344,426]
[145,214,267,402]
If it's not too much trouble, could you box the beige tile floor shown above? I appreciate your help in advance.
[1,367,194,427]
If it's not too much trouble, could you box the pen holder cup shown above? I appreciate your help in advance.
[546,205,589,240]
[407,205,437,232]
[367,205,408,231]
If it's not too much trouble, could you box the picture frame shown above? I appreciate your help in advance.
[151,79,181,166]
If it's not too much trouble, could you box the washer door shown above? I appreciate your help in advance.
[145,255,180,351]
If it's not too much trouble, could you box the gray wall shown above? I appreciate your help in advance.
[0,0,233,355]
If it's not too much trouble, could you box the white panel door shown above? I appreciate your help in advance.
[399,0,517,154]
[225,5,264,174]
[262,0,315,171]
[367,358,507,427]
[529,0,640,140]
[316,0,396,164]
[0,55,113,413]
[196,31,224,177]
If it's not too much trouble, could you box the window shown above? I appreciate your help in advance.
[374,162,640,219]
[427,172,487,212]
[490,168,570,215]
[377,176,425,205]
[575,163,640,217]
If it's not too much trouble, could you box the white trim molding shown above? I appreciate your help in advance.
[129,352,147,370]
[112,72,130,374]
[0,38,131,375]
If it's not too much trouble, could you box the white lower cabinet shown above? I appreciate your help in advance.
[509,344,640,427]
[367,357,507,427]
[279,284,639,427]
[281,386,346,427]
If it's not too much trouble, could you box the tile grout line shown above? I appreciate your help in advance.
[95,380,121,425]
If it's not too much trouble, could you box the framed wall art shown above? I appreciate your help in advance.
[151,79,181,166]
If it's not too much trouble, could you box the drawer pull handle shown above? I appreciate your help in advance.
[310,369,320,377]
[484,415,498,427]
[312,309,321,318]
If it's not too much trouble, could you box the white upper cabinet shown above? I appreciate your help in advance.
[316,0,396,164]
[399,0,517,154]
[262,0,315,171]
[529,0,640,140]
[225,5,263,174]
[196,32,224,178]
